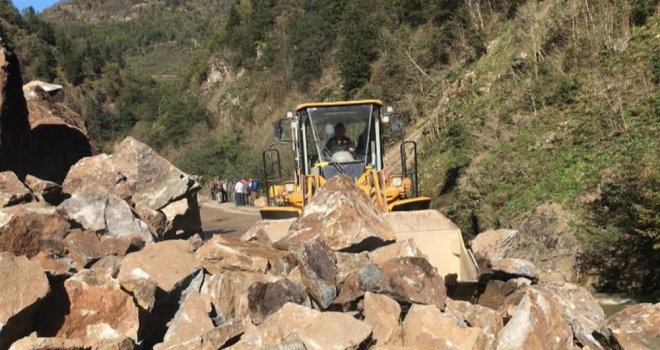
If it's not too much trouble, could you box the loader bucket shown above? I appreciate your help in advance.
[382,210,479,283]
[259,206,301,220]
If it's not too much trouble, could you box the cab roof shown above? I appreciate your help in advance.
[295,99,383,112]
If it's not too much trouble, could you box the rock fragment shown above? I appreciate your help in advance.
[363,292,402,346]
[294,238,337,309]
[9,334,87,350]
[402,304,486,350]
[0,253,50,349]
[607,303,659,350]
[0,202,69,257]
[445,298,502,336]
[247,278,309,324]
[153,292,214,350]
[0,171,33,207]
[380,257,446,309]
[491,258,539,282]
[24,175,68,205]
[369,239,422,266]
[470,228,518,265]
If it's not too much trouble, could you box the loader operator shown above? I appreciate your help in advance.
[325,123,355,155]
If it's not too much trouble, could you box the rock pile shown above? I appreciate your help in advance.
[3,173,658,349]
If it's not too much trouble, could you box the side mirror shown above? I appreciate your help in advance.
[390,116,403,139]
[273,120,284,141]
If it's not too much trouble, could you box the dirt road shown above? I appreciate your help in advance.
[199,196,261,239]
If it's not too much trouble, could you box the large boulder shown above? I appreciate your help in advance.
[153,292,214,350]
[0,40,31,178]
[58,192,153,243]
[235,303,372,350]
[292,237,337,309]
[195,235,295,276]
[25,91,92,184]
[39,270,140,347]
[63,137,201,237]
[0,171,33,207]
[402,304,487,350]
[0,253,50,349]
[607,303,659,350]
[276,175,395,252]
[490,258,539,282]
[380,257,447,309]
[470,228,518,266]
[0,202,70,258]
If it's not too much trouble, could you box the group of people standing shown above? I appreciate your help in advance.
[210,178,258,206]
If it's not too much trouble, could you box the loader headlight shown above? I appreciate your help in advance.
[284,183,295,192]
[391,176,402,187]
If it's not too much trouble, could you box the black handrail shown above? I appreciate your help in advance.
[400,140,419,197]
[263,146,283,206]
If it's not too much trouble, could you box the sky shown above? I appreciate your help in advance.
[11,0,59,12]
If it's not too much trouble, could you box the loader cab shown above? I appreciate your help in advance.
[295,100,384,181]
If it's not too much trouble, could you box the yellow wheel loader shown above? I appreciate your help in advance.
[259,100,479,284]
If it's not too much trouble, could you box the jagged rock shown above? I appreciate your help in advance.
[241,218,296,244]
[491,258,539,282]
[23,80,63,100]
[64,229,102,266]
[158,320,245,350]
[470,229,518,266]
[30,251,79,279]
[40,270,139,346]
[200,271,279,323]
[117,240,203,346]
[248,278,309,324]
[25,92,92,184]
[335,252,371,283]
[59,192,153,243]
[276,175,395,252]
[478,279,529,310]
[98,235,144,257]
[334,262,389,305]
[154,292,214,350]
[63,137,201,236]
[380,257,446,309]
[195,235,295,276]
[369,239,422,266]
[9,334,87,350]
[90,255,123,278]
[237,303,372,350]
[0,202,70,257]
[607,303,659,350]
[293,238,337,309]
[24,175,67,205]
[92,337,134,350]
[445,298,503,336]
[363,292,402,346]
[0,40,31,178]
[493,287,573,350]
[0,253,50,349]
[230,331,307,350]
[0,171,33,207]
[402,304,486,350]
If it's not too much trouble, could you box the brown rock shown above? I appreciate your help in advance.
[195,235,295,276]
[369,239,422,267]
[276,175,395,252]
[335,251,372,284]
[64,229,102,267]
[154,292,214,350]
[49,270,140,346]
[402,304,486,350]
[470,229,518,266]
[0,202,70,258]
[0,253,50,349]
[25,93,92,184]
[607,303,659,350]
[241,218,296,244]
[0,40,31,179]
[90,256,123,278]
[58,192,153,242]
[97,235,144,257]
[9,334,88,350]
[380,257,446,309]
[363,292,402,345]
[92,337,133,350]
[30,251,79,279]
[158,320,245,350]
[478,279,529,310]
[491,258,539,282]
[200,271,279,323]
[294,238,337,309]
[160,196,202,238]
[239,303,372,350]
[334,262,389,305]
[493,287,573,350]
[445,298,502,336]
[24,175,67,205]
[248,278,309,324]
[0,171,33,207]
[61,154,125,198]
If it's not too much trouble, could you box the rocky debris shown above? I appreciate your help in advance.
[0,40,31,179]
[446,298,502,336]
[235,303,372,350]
[293,238,337,309]
[0,171,33,207]
[0,202,70,257]
[493,286,573,350]
[25,91,92,184]
[241,218,296,244]
[0,253,50,349]
[470,228,518,266]
[402,304,487,350]
[24,175,67,205]
[63,137,201,237]
[23,80,63,101]
[607,303,659,350]
[369,239,422,266]
[380,257,447,309]
[59,192,153,242]
[154,291,214,350]
[9,334,87,350]
[363,292,402,346]
[491,258,539,282]
[157,320,245,350]
[247,278,309,324]
[40,270,139,346]
[276,175,395,252]
[195,235,295,276]
[334,261,389,305]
